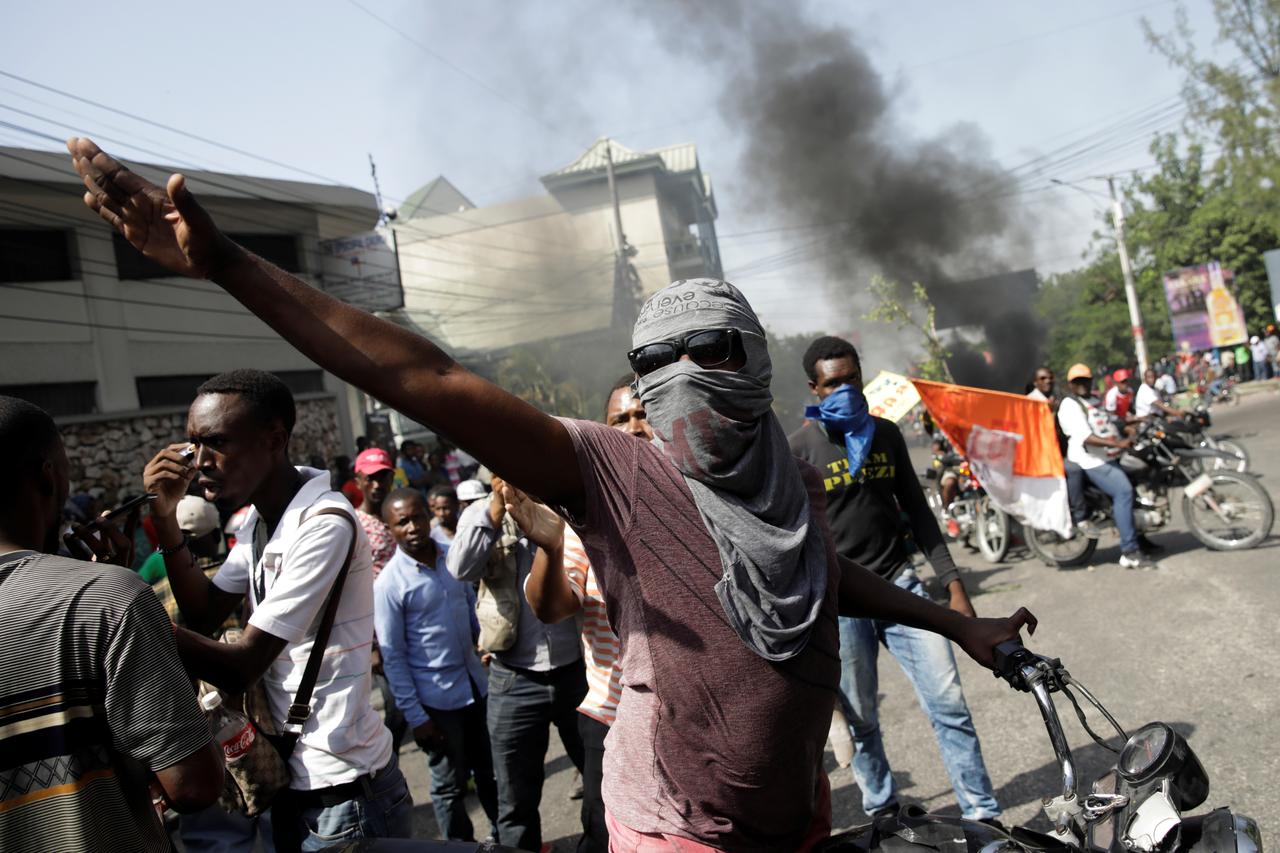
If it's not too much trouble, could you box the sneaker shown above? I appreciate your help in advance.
[1119,551,1157,570]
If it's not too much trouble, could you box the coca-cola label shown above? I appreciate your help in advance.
[222,723,256,761]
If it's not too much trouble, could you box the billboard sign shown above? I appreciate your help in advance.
[318,230,403,312]
[1162,262,1248,351]
[1263,249,1280,324]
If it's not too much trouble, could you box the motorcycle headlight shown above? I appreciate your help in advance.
[1119,722,1209,811]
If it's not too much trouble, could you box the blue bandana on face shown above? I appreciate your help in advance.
[805,384,876,478]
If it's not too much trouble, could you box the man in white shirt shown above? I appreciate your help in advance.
[1154,370,1177,398]
[1134,368,1186,420]
[1056,364,1155,570]
[142,369,411,851]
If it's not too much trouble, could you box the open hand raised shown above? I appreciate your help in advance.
[67,137,236,279]
[499,482,565,551]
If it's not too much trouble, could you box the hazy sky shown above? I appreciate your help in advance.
[1,0,1221,336]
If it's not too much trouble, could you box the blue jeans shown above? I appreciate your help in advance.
[178,805,273,853]
[1064,460,1087,523]
[423,697,499,841]
[487,659,588,851]
[838,570,1000,820]
[272,751,413,852]
[1082,461,1138,553]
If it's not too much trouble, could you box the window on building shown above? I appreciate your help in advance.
[136,369,325,409]
[273,370,325,394]
[113,232,176,280]
[135,374,211,409]
[0,381,97,417]
[0,229,73,282]
[115,232,302,278]
[227,234,302,273]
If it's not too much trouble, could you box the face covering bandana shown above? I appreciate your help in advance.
[806,384,876,479]
[632,278,828,662]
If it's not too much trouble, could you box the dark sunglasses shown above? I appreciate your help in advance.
[627,328,742,377]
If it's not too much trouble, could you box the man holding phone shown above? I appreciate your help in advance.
[141,369,411,851]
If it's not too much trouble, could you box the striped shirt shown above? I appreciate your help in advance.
[564,527,621,725]
[0,550,213,853]
[212,467,394,790]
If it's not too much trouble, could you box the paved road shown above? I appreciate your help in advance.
[398,386,1280,848]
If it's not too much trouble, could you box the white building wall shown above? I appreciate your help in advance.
[0,173,365,451]
[393,170,680,353]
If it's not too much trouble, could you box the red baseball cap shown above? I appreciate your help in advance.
[354,448,394,475]
[1112,369,1132,383]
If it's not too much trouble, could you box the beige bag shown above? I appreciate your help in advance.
[475,513,522,652]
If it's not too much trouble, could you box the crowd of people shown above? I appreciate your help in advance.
[0,137,1049,853]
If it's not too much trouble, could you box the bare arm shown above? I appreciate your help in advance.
[836,554,1035,669]
[503,483,580,623]
[153,742,224,813]
[175,623,288,695]
[68,138,582,509]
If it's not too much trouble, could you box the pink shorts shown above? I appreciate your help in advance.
[605,772,831,852]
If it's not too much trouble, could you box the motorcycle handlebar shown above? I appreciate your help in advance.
[991,640,1080,809]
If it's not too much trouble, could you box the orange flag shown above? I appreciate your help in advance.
[913,379,1070,535]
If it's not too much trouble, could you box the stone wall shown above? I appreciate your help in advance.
[60,394,345,504]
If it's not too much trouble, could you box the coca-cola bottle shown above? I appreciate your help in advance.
[200,691,257,763]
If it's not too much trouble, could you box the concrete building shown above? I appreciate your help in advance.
[0,145,380,500]
[391,138,723,354]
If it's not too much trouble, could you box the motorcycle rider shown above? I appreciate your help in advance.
[1026,367,1092,537]
[1134,367,1187,421]
[1057,364,1157,570]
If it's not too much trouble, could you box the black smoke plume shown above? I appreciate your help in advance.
[631,1,1041,390]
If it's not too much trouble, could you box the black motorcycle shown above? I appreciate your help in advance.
[1157,408,1250,474]
[820,641,1263,853]
[1026,421,1273,568]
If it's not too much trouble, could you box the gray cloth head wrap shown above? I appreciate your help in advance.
[632,278,827,661]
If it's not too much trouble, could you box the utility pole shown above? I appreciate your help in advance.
[1107,176,1149,375]
[604,139,640,332]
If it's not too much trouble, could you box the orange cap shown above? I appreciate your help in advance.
[1066,363,1093,382]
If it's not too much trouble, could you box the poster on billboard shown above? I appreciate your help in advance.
[1162,262,1248,351]
[318,230,404,312]
[1264,248,1280,324]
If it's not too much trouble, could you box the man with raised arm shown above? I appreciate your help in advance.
[67,138,1036,852]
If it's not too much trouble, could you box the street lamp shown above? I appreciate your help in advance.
[1051,177,1149,374]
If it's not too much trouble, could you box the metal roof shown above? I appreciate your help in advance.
[542,138,700,180]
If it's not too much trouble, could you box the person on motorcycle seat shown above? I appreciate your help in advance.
[929,438,962,509]
[1135,367,1188,421]
[1026,367,1093,538]
[1057,365,1158,570]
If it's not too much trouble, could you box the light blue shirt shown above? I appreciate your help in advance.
[446,500,582,671]
[373,546,486,728]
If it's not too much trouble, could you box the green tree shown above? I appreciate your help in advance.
[1042,1,1280,368]
[863,277,953,381]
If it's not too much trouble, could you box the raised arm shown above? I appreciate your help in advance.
[67,138,582,508]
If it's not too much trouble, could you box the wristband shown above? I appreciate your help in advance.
[157,535,189,557]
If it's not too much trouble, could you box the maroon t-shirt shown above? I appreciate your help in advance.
[559,418,841,851]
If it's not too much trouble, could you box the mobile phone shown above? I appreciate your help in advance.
[179,444,196,460]
[98,492,158,523]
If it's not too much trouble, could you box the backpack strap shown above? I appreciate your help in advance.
[280,506,358,743]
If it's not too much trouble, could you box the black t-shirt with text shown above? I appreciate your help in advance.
[789,416,959,586]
